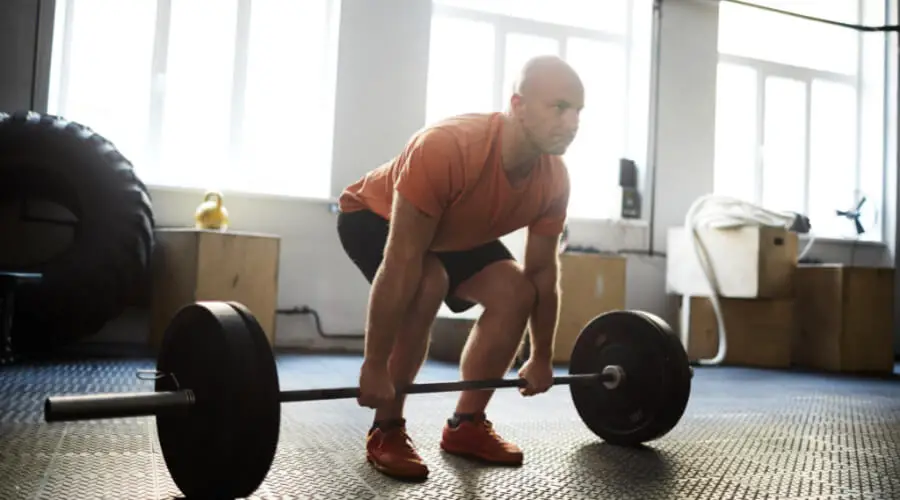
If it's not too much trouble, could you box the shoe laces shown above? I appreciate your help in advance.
[383,427,417,454]
[479,418,504,441]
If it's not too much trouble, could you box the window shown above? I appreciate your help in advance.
[714,0,888,241]
[425,0,653,221]
[425,16,496,122]
[808,80,860,237]
[761,76,807,214]
[718,1,860,75]
[46,0,341,199]
[712,63,758,203]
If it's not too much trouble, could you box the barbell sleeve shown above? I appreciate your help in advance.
[279,372,606,403]
[44,390,196,422]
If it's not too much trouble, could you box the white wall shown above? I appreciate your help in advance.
[1,0,891,351]
[650,0,718,252]
[329,0,433,197]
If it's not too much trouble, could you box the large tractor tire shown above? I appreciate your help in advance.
[0,111,155,351]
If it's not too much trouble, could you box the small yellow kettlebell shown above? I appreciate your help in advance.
[194,190,229,231]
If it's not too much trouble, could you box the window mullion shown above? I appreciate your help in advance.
[803,78,812,216]
[230,0,252,179]
[56,0,76,116]
[148,0,173,171]
[623,0,634,158]
[755,70,766,205]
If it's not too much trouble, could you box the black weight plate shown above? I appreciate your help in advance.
[155,301,281,499]
[226,301,282,495]
[630,310,692,442]
[568,310,691,447]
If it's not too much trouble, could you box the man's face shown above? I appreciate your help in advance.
[513,71,584,156]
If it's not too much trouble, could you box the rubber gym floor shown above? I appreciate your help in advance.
[1,347,898,500]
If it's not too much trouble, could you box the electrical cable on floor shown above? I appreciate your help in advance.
[683,194,815,365]
[276,306,364,339]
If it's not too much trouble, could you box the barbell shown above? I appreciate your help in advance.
[43,301,693,499]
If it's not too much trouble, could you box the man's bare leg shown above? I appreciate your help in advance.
[453,261,536,414]
[373,255,448,422]
[365,255,448,481]
[438,260,536,465]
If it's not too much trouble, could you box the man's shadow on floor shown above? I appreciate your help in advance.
[438,441,678,495]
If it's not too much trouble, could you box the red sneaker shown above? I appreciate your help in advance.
[365,421,429,481]
[439,414,524,465]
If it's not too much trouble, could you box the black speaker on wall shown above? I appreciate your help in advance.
[618,158,641,219]
[619,158,638,187]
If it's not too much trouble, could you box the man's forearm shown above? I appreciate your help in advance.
[527,270,560,361]
[364,259,423,366]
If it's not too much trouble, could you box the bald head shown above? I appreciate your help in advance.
[512,55,583,98]
[508,55,584,156]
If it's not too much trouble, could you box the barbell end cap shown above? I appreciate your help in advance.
[43,397,56,423]
[601,365,626,390]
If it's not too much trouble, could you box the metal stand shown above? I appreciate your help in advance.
[0,276,14,365]
[0,272,43,366]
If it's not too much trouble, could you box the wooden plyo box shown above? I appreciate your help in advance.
[149,228,280,349]
[554,252,627,363]
[667,226,798,298]
[793,264,894,374]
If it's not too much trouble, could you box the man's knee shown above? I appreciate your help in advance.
[482,267,537,321]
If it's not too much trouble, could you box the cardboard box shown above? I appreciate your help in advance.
[553,252,627,363]
[666,226,797,298]
[149,228,280,349]
[793,264,894,374]
[679,295,795,368]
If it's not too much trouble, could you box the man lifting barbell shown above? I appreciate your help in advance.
[335,55,584,481]
[39,56,691,500]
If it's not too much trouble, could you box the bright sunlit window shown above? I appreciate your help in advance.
[426,0,653,221]
[712,63,758,204]
[46,0,341,199]
[713,0,888,241]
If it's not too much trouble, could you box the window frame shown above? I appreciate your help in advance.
[714,0,887,242]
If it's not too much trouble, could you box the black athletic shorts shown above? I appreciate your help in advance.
[336,209,515,313]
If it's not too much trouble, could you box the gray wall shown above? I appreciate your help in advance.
[0,0,53,113]
[0,0,895,353]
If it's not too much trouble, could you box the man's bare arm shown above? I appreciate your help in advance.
[523,231,562,361]
[363,194,440,366]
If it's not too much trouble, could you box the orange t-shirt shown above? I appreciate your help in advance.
[338,112,570,252]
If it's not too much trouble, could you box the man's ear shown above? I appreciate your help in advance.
[509,93,524,113]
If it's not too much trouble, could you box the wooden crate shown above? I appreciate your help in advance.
[679,296,795,368]
[553,252,627,363]
[793,264,894,374]
[149,228,280,349]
